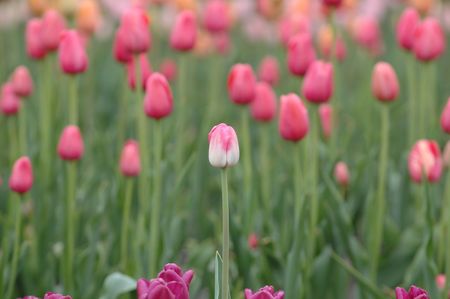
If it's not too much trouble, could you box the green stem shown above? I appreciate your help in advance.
[18,104,27,154]
[369,104,390,282]
[407,55,416,145]
[419,63,428,138]
[8,117,18,165]
[5,194,22,299]
[175,55,187,175]
[445,172,450,298]
[69,76,78,125]
[221,169,230,299]
[260,125,271,223]
[117,74,128,154]
[120,179,134,272]
[40,58,52,185]
[241,109,253,233]
[64,162,77,293]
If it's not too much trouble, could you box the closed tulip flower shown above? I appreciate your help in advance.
[25,19,47,60]
[245,286,285,299]
[113,28,133,64]
[371,62,399,102]
[258,56,279,86]
[120,140,141,177]
[408,140,442,183]
[395,286,430,299]
[208,123,239,168]
[159,59,177,82]
[11,66,33,98]
[57,125,85,161]
[170,10,198,52]
[144,73,173,119]
[279,94,309,142]
[120,8,151,54]
[334,161,349,187]
[203,0,231,33]
[41,10,66,52]
[441,98,450,134]
[318,104,332,139]
[127,54,152,91]
[9,156,33,194]
[250,82,277,122]
[59,30,89,74]
[413,18,445,62]
[436,275,446,290]
[322,0,342,7]
[396,8,420,51]
[43,292,72,299]
[287,33,316,77]
[302,60,333,104]
[0,83,21,116]
[352,16,382,55]
[227,64,257,105]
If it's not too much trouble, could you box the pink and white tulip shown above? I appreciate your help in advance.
[208,123,240,168]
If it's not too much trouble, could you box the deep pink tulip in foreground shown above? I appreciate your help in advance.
[57,125,85,161]
[9,156,33,194]
[59,30,89,75]
[170,10,197,52]
[11,66,33,98]
[408,140,442,183]
[251,82,277,122]
[279,94,309,142]
[144,73,173,120]
[302,60,334,104]
[120,140,141,177]
[395,285,430,299]
[245,285,285,299]
[227,64,257,105]
[371,62,399,102]
[208,123,240,168]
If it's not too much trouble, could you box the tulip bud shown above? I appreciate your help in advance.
[144,73,173,120]
[43,292,72,299]
[208,123,239,168]
[334,161,349,187]
[352,16,382,56]
[127,54,152,91]
[436,275,446,290]
[0,83,21,116]
[41,9,66,52]
[287,33,316,77]
[25,19,47,60]
[322,0,342,7]
[413,18,445,62]
[443,141,450,168]
[203,0,231,33]
[120,8,151,54]
[397,286,430,299]
[9,156,33,194]
[318,104,332,139]
[57,125,85,161]
[250,82,277,122]
[258,56,279,86]
[302,60,333,104]
[371,62,399,102]
[113,28,133,64]
[245,286,285,299]
[227,64,257,105]
[59,30,89,75]
[248,233,259,250]
[396,8,420,51]
[279,94,309,142]
[408,140,442,183]
[160,59,177,82]
[76,0,101,36]
[120,140,141,177]
[170,10,197,52]
[441,98,450,134]
[11,66,33,98]
[395,287,409,299]
[278,14,310,47]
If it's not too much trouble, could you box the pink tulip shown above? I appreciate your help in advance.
[113,28,133,64]
[279,94,309,142]
[334,161,349,187]
[318,104,332,139]
[258,56,279,86]
[9,156,33,194]
[408,140,442,183]
[41,10,66,52]
[11,66,33,98]
[413,18,445,62]
[278,14,310,47]
[144,73,173,120]
[396,8,420,51]
[160,59,177,82]
[322,0,342,7]
[127,54,152,91]
[248,233,259,250]
[227,64,257,105]
[25,19,47,60]
[395,286,429,299]
[208,123,240,168]
[203,0,231,33]
[371,62,399,102]
[120,140,141,177]
[245,286,285,299]
[58,30,89,75]
[20,297,39,299]
[43,292,72,299]
[302,60,333,104]
[0,83,21,116]
[120,8,151,54]
[436,275,446,290]
[353,16,382,55]
[287,33,316,77]
[170,10,197,52]
[250,82,277,122]
[137,263,194,299]
[57,125,85,161]
[441,98,450,134]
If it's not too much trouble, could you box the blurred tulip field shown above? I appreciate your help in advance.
[2,0,450,298]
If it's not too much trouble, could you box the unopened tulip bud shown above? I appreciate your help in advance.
[396,8,420,51]
[245,286,285,299]
[443,141,450,168]
[0,83,21,116]
[144,73,173,120]
[408,140,442,183]
[59,30,89,75]
[11,66,33,98]
[318,104,332,139]
[413,18,445,62]
[57,125,85,161]
[208,123,239,168]
[25,19,47,60]
[76,0,101,36]
[43,292,72,299]
[302,60,333,104]
[113,28,133,64]
[371,62,399,102]
[160,59,177,82]
[258,56,279,86]
[250,82,276,122]
[120,140,141,177]
[227,64,257,105]
[170,10,197,52]
[279,94,309,142]
[41,9,66,52]
[441,98,450,134]
[334,162,349,187]
[203,0,231,33]
[9,156,33,194]
[436,275,446,290]
[352,16,382,55]
[120,8,151,54]
[127,54,152,91]
[248,233,259,250]
[287,33,316,77]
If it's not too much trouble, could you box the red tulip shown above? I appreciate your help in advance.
[395,286,430,299]
[250,82,277,122]
[334,161,349,187]
[208,123,240,168]
[43,293,72,299]
[57,125,85,161]
[113,28,133,64]
[322,0,342,7]
[258,56,279,86]
[318,104,332,139]
[279,93,309,142]
[9,156,33,194]
[11,66,33,98]
[441,98,450,134]
[120,140,141,177]
[203,0,231,33]
[170,10,197,52]
[25,19,47,60]
[245,286,285,299]
[396,8,420,51]
[41,9,66,52]
[287,33,316,77]
[127,54,152,91]
[227,64,257,105]
[120,8,151,54]
[144,73,173,120]
[59,30,89,75]
[0,83,21,116]
[436,275,446,290]
[302,60,333,104]
[408,140,442,183]
[371,62,399,102]
[413,18,445,62]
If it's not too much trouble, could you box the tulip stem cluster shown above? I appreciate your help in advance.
[5,194,22,299]
[221,168,230,299]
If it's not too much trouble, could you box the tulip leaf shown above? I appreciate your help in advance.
[99,272,136,299]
